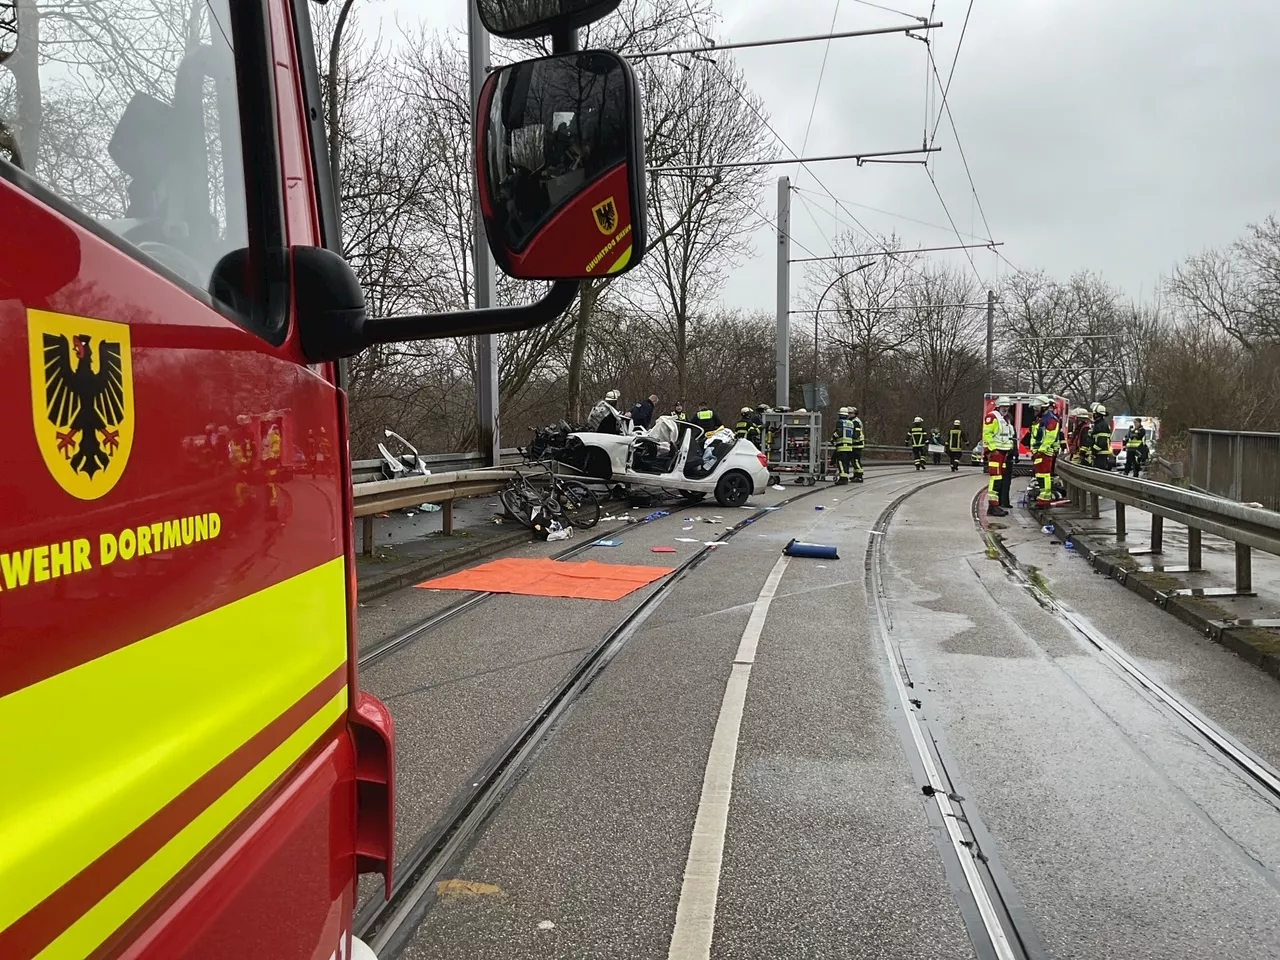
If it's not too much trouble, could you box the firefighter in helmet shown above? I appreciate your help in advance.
[946,419,967,472]
[1030,395,1062,507]
[830,407,856,484]
[983,397,1016,515]
[848,405,865,482]
[908,417,927,470]
[1091,404,1114,470]
[735,407,761,446]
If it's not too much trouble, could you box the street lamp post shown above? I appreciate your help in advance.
[812,260,876,408]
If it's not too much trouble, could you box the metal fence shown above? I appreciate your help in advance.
[1189,429,1280,511]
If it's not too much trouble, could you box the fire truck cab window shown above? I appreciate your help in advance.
[0,0,263,328]
[484,52,628,253]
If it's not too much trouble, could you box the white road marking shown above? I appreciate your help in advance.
[667,556,790,960]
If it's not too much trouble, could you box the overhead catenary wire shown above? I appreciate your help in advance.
[926,44,994,243]
[793,191,843,258]
[626,18,942,60]
[791,184,990,243]
[647,146,938,173]
[849,0,930,19]
[925,164,984,285]
[689,29,948,282]
[791,239,1001,263]
[929,0,975,148]
[795,0,844,193]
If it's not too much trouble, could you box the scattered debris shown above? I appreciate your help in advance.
[435,879,502,899]
[594,539,622,547]
[784,539,839,560]
[537,920,556,932]
[651,546,676,553]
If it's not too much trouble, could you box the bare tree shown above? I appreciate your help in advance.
[1113,299,1164,414]
[810,233,920,420]
[1168,215,1280,349]
[633,51,769,401]
[906,265,984,427]
[997,269,1073,393]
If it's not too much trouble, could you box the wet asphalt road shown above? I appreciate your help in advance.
[355,467,1280,959]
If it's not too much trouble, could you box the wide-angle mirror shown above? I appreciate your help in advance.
[476,50,646,281]
[475,0,623,41]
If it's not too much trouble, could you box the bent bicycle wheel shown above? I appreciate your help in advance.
[557,479,601,529]
[500,485,536,527]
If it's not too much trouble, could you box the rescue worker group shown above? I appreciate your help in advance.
[589,390,1149,511]
[982,395,1148,518]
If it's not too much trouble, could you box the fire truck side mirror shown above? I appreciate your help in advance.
[475,0,624,40]
[476,50,647,281]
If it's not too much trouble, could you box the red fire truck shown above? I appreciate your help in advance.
[0,1,643,957]
[981,392,1072,475]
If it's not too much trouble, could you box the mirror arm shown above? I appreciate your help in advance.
[364,279,579,345]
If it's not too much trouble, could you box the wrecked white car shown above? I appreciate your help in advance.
[558,415,770,507]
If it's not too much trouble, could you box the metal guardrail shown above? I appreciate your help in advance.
[352,468,516,557]
[1189,429,1280,511]
[349,438,953,558]
[1056,458,1280,594]
[351,448,522,485]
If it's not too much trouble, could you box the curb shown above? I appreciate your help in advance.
[357,528,533,602]
[1034,508,1280,683]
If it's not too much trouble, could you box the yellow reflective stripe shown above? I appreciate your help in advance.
[38,688,346,960]
[607,244,632,273]
[0,556,347,938]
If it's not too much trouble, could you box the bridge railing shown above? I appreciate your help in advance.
[351,467,517,556]
[1189,428,1280,511]
[1056,458,1280,595]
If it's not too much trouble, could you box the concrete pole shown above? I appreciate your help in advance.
[469,0,500,466]
[986,288,995,393]
[775,176,791,408]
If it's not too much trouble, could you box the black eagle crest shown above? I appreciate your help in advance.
[42,332,127,479]
[595,200,617,233]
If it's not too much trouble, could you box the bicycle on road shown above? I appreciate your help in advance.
[500,462,601,531]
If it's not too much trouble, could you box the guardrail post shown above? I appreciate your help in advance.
[1090,491,1100,520]
[362,515,375,558]
[1232,435,1244,501]
[1150,515,1163,554]
[1115,502,1126,539]
[1187,527,1202,571]
[442,501,455,536]
[1236,543,1252,593]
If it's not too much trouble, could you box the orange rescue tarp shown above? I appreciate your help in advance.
[415,557,674,601]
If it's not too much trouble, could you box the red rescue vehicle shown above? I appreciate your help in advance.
[0,1,644,957]
[980,392,1071,475]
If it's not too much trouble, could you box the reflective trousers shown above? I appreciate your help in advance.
[1033,451,1056,502]
[835,449,853,479]
[912,444,926,467]
[987,449,1009,505]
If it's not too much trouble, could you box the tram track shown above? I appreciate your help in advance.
[976,492,1280,809]
[867,473,1043,960]
[355,467,919,955]
[358,467,913,670]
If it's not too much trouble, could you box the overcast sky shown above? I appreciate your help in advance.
[371,0,1280,310]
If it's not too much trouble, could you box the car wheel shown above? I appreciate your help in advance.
[714,470,752,508]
